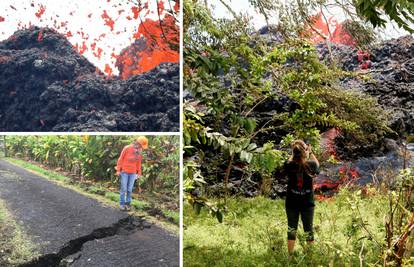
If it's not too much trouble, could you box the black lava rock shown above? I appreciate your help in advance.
[0,27,179,131]
[319,36,414,136]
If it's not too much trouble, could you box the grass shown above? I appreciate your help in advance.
[184,187,389,266]
[6,157,69,182]
[104,191,149,209]
[3,157,179,230]
[164,209,180,224]
[0,199,40,266]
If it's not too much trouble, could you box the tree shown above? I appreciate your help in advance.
[183,0,390,221]
[355,0,414,33]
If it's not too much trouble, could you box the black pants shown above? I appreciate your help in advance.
[286,207,314,241]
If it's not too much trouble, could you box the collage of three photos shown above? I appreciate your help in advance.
[1,0,414,266]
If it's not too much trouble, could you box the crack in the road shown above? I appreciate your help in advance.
[19,215,152,267]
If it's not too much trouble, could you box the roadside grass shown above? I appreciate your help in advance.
[184,187,387,266]
[104,191,148,209]
[5,158,69,182]
[0,199,40,266]
[164,210,180,225]
[4,157,179,230]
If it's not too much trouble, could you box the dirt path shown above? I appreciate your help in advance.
[0,160,178,267]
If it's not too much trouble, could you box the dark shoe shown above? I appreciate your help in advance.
[125,205,131,211]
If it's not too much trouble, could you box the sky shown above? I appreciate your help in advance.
[208,0,413,40]
[0,0,410,76]
[0,0,179,76]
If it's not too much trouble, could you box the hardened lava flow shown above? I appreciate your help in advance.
[0,27,179,132]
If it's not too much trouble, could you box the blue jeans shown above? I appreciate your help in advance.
[120,172,137,206]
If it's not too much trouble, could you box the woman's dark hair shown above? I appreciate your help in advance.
[291,140,306,163]
[290,140,314,177]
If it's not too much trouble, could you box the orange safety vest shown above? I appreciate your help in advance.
[116,144,142,175]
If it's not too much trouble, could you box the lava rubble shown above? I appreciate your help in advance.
[317,35,414,135]
[189,33,414,198]
[0,27,179,132]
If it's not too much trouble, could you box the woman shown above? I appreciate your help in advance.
[283,140,319,254]
[116,136,148,211]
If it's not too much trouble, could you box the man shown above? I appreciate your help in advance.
[116,136,148,211]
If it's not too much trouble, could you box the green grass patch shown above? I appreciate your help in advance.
[0,209,5,222]
[104,192,149,209]
[184,188,388,266]
[163,210,180,225]
[132,199,149,209]
[104,191,120,202]
[0,199,39,266]
[6,157,68,182]
[84,185,107,196]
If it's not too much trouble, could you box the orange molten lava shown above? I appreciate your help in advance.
[37,29,43,42]
[314,164,360,194]
[320,128,340,159]
[101,10,115,31]
[308,13,356,46]
[2,0,179,79]
[104,63,113,76]
[315,127,362,199]
[131,4,147,19]
[35,5,46,19]
[116,2,179,79]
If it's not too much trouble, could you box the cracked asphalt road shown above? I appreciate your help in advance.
[0,159,178,266]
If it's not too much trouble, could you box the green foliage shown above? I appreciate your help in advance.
[262,40,362,145]
[184,0,292,219]
[250,142,287,173]
[183,0,391,221]
[355,0,414,33]
[262,38,391,147]
[143,137,180,192]
[184,102,288,220]
[342,20,376,48]
[6,158,69,182]
[383,168,414,265]
[105,191,121,202]
[131,199,149,210]
[5,135,179,194]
